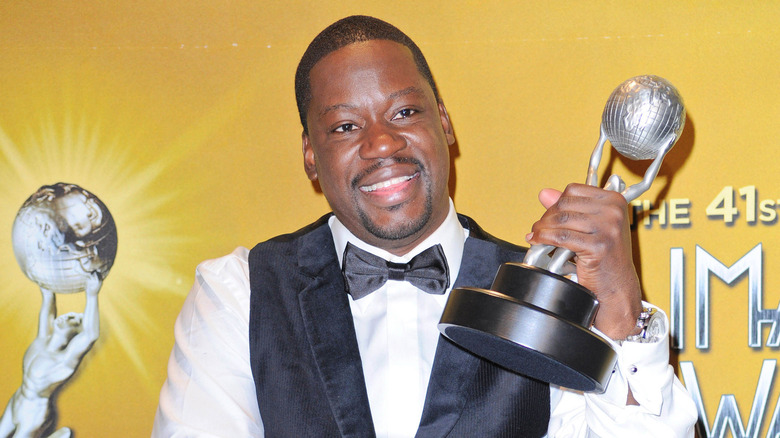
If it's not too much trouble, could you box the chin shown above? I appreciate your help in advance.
[362,210,431,242]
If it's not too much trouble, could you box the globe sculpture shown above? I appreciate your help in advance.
[12,183,117,294]
[602,75,685,161]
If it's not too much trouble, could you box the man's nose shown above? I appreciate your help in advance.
[359,122,406,159]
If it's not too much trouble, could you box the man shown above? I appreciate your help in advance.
[153,15,697,437]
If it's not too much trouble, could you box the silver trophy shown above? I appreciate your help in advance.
[1,183,117,438]
[439,75,685,392]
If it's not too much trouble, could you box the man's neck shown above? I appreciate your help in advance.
[329,199,466,283]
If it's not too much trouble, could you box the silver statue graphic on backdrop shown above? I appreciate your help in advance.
[1,183,117,438]
[439,75,685,392]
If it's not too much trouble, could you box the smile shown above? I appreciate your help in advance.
[359,173,418,193]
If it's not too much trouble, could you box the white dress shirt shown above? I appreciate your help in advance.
[153,202,697,437]
[330,202,464,437]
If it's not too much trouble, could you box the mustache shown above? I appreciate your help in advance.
[351,156,424,189]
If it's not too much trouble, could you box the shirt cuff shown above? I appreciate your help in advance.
[587,302,671,416]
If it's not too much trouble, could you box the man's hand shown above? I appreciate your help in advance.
[525,183,642,340]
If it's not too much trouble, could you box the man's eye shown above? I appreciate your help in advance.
[392,108,417,120]
[333,123,357,133]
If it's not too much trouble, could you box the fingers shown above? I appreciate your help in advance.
[85,272,103,296]
[527,183,642,339]
[528,183,628,254]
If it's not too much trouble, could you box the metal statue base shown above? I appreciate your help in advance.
[438,263,617,392]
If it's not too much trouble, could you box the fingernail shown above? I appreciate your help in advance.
[525,232,533,242]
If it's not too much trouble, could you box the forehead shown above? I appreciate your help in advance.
[307,39,433,111]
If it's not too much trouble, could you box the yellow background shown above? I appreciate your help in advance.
[1,2,778,436]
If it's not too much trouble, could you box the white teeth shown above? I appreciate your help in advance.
[360,175,413,192]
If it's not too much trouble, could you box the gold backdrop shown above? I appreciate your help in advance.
[1,2,778,437]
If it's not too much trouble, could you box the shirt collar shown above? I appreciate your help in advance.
[329,199,466,287]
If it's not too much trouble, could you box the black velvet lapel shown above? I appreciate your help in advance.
[296,223,377,437]
[416,215,528,436]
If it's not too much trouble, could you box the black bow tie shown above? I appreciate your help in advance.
[341,242,450,300]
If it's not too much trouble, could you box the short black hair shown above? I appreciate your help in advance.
[294,15,440,134]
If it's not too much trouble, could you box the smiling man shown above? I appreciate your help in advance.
[153,16,696,437]
[301,38,453,256]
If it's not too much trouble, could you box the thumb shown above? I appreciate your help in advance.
[538,188,562,209]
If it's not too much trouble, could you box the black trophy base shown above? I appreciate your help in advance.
[438,263,617,392]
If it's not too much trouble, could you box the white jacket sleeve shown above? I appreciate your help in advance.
[547,305,698,437]
[152,248,264,437]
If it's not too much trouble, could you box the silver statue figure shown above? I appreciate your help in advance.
[1,183,117,438]
[0,275,101,438]
[525,75,686,275]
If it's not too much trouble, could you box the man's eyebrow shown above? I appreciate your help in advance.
[317,87,427,118]
[388,86,426,101]
[318,103,358,118]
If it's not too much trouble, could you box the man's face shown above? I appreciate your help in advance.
[302,40,455,255]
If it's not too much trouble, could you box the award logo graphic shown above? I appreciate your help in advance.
[0,183,117,438]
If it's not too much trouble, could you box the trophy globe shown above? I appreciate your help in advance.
[602,75,685,161]
[12,183,118,294]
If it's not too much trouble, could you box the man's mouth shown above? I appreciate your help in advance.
[359,173,418,193]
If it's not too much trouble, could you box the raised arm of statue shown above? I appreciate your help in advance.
[37,288,56,341]
[62,273,101,368]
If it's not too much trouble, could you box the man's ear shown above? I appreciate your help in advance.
[438,102,455,146]
[302,132,318,181]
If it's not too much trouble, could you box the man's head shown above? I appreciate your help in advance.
[298,16,455,256]
[295,15,440,135]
